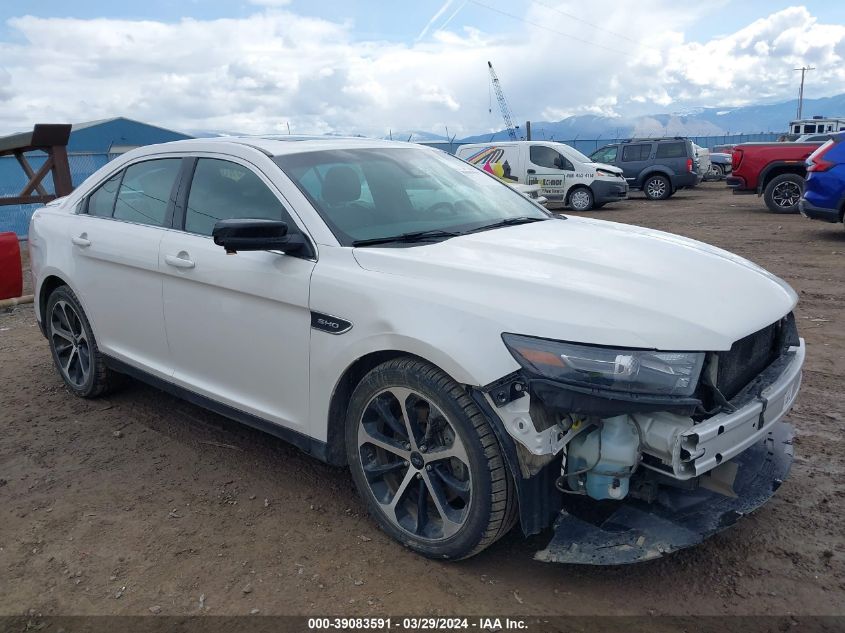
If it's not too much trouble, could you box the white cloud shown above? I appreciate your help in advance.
[0,4,843,137]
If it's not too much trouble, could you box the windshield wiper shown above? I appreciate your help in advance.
[466,216,548,234]
[352,229,461,247]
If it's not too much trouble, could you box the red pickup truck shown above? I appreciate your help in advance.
[726,141,822,213]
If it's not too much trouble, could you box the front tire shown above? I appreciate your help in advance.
[764,173,803,213]
[45,286,119,398]
[568,187,594,211]
[643,174,671,200]
[346,358,517,559]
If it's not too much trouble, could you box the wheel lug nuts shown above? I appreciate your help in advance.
[419,444,427,452]
[416,473,422,479]
[426,465,432,471]
[403,460,409,467]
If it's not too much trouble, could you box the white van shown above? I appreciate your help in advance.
[456,141,628,210]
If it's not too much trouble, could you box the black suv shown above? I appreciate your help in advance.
[589,138,700,200]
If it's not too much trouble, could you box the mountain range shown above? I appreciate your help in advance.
[390,93,845,143]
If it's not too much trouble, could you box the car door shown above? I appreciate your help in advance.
[619,143,654,186]
[69,158,183,377]
[526,144,572,201]
[158,156,315,431]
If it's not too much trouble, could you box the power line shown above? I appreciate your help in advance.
[529,0,639,43]
[467,0,630,56]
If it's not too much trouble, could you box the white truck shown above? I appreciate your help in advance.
[456,141,628,211]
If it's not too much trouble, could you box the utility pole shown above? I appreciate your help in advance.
[794,66,815,120]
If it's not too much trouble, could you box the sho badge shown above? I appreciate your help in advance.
[310,311,353,335]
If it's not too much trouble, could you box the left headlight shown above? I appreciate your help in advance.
[502,334,705,397]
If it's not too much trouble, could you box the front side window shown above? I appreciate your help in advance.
[591,146,618,163]
[655,142,686,159]
[113,159,181,227]
[622,144,651,162]
[530,145,572,170]
[87,172,123,217]
[185,159,290,236]
[275,148,548,246]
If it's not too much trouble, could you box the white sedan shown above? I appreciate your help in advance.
[29,137,803,563]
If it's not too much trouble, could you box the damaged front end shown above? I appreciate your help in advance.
[476,313,803,564]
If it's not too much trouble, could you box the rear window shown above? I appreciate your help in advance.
[655,142,687,159]
[621,144,651,161]
[87,172,123,217]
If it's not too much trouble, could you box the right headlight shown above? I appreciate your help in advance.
[502,334,705,397]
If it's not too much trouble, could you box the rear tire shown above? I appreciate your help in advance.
[346,357,517,559]
[764,173,803,213]
[643,174,671,200]
[45,286,120,398]
[706,164,723,180]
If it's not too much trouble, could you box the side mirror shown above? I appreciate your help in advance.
[212,218,309,256]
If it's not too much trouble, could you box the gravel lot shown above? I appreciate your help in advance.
[1,182,843,617]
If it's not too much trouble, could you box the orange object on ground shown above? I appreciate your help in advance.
[0,232,23,300]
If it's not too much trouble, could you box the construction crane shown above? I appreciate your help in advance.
[487,61,520,141]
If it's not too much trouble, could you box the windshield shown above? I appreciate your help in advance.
[561,146,593,164]
[274,147,549,246]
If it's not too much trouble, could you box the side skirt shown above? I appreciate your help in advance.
[103,356,329,462]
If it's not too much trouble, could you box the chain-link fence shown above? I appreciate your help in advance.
[420,132,783,156]
[0,133,785,237]
[0,153,112,237]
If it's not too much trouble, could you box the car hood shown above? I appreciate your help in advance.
[587,162,624,176]
[352,217,797,351]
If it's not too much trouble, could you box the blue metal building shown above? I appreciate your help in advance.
[0,117,192,236]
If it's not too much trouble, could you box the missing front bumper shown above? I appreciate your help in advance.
[534,420,793,565]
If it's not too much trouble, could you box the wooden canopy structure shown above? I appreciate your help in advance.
[0,124,73,206]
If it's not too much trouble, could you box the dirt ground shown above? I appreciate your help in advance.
[1,182,843,618]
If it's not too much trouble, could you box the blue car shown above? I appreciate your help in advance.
[800,132,845,225]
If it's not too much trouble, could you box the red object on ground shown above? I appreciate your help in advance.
[0,232,23,300]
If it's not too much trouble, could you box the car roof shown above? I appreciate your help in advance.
[131,135,423,158]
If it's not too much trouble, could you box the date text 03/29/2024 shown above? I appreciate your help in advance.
[307,617,528,630]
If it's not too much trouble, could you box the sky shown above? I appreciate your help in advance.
[1,0,844,137]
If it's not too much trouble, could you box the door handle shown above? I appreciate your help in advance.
[527,169,536,174]
[72,235,91,248]
[165,254,196,269]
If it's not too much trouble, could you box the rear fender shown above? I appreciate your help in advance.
[757,161,807,194]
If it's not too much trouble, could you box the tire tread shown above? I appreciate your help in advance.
[348,357,518,559]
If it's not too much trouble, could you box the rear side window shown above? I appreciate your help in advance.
[87,172,123,217]
[655,142,687,159]
[621,144,651,161]
[113,159,181,227]
[185,159,290,236]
